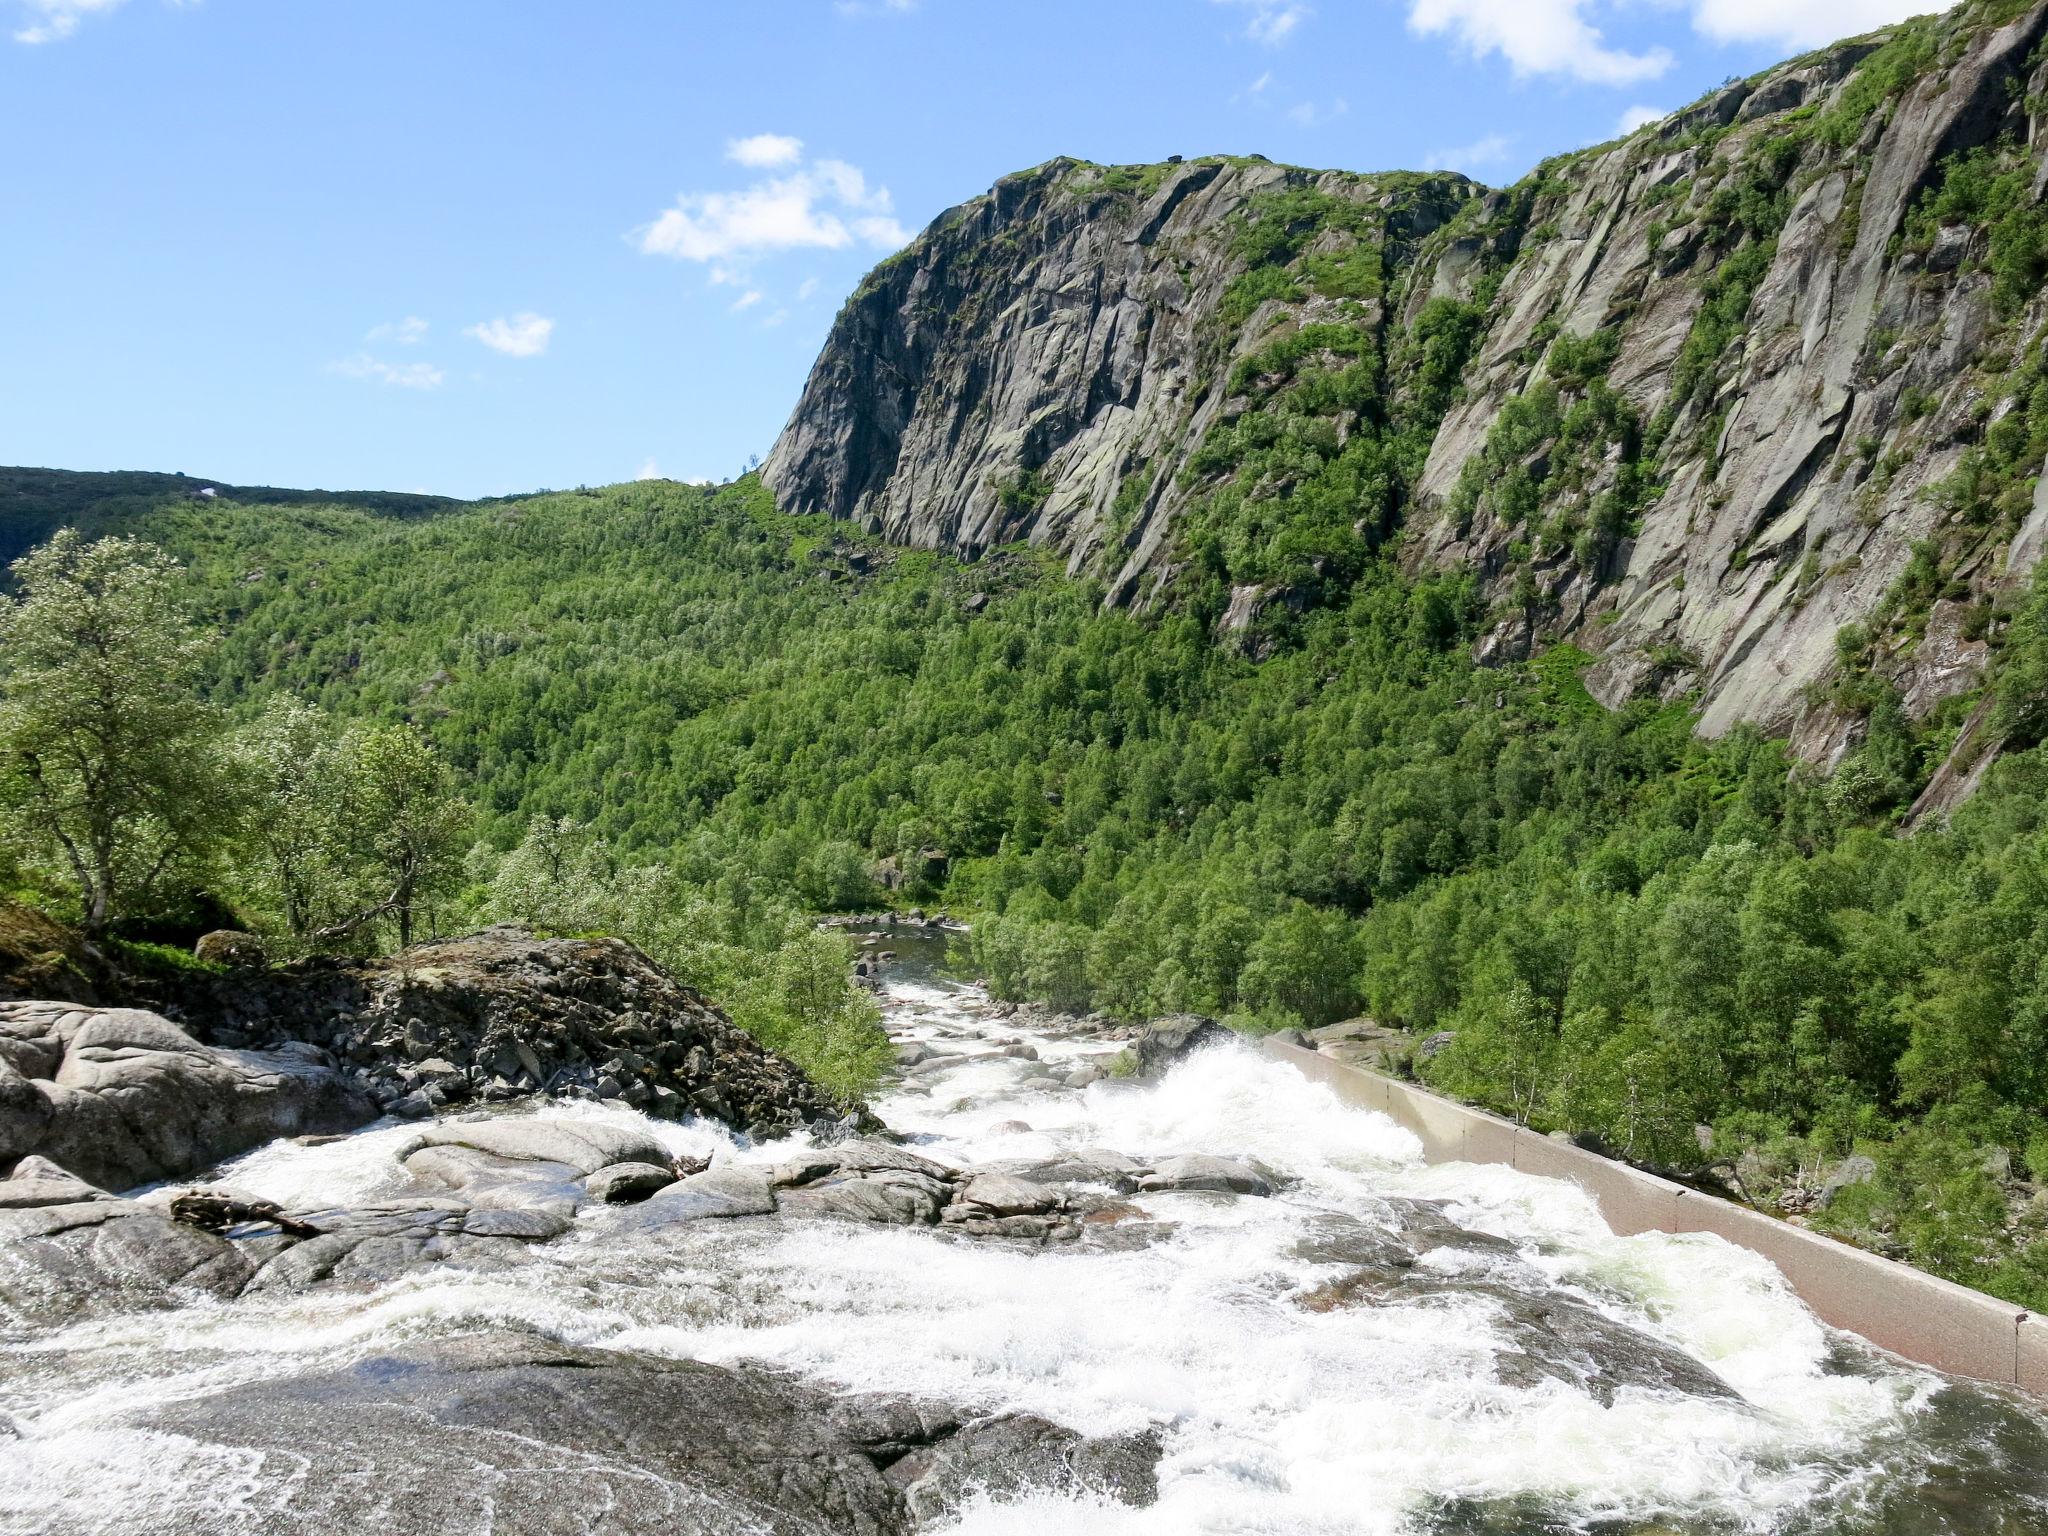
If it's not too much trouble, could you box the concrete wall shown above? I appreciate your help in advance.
[1261,1037,2042,1394]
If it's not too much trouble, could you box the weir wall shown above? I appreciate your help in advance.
[1261,1037,2044,1394]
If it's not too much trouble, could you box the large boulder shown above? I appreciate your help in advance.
[82,1331,1164,1535]
[1125,1013,1234,1076]
[176,925,858,1137]
[0,1001,375,1190]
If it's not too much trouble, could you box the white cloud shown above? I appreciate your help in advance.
[835,0,915,14]
[1424,132,1514,173]
[731,290,763,311]
[366,315,429,346]
[12,0,123,44]
[1214,0,1311,46]
[727,133,804,169]
[1287,96,1347,127]
[1690,0,1951,49]
[332,353,444,390]
[1247,69,1273,93]
[1408,0,1671,86]
[1616,104,1666,135]
[797,277,820,301]
[465,312,554,358]
[636,457,662,481]
[636,154,908,265]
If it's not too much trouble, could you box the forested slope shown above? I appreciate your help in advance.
[10,463,2048,1306]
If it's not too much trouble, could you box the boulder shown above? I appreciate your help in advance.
[0,1001,375,1191]
[947,1171,1059,1218]
[637,1163,777,1223]
[0,1198,253,1330]
[194,929,268,969]
[402,1118,670,1178]
[1136,1154,1273,1197]
[1126,1014,1233,1076]
[886,1413,1161,1526]
[585,1161,677,1204]
[0,1153,112,1210]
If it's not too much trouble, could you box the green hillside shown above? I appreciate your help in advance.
[8,465,2048,1305]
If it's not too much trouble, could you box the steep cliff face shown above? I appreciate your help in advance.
[764,156,1478,606]
[766,0,2048,770]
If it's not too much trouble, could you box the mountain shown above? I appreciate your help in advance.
[767,0,2048,802]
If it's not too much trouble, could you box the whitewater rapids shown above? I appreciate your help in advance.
[2,932,2044,1533]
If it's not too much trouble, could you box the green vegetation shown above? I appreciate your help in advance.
[13,463,2048,1301]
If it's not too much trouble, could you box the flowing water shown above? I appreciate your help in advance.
[5,929,2048,1534]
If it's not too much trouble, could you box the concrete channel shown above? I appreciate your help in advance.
[1261,1037,2045,1394]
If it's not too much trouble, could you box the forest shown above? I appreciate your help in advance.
[7,464,2048,1308]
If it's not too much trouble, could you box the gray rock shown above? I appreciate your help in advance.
[1137,1154,1273,1197]
[113,1332,913,1535]
[401,1118,670,1178]
[584,1160,678,1204]
[1127,1014,1234,1076]
[887,1413,1161,1526]
[1819,1153,1879,1209]
[637,1163,777,1222]
[947,1171,1060,1218]
[0,1001,374,1191]
[0,1199,253,1329]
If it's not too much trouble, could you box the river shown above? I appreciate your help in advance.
[3,928,2047,1533]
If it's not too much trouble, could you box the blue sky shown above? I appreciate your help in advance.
[1,0,1947,499]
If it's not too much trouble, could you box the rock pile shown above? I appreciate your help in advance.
[181,925,857,1135]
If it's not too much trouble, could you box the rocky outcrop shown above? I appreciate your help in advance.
[0,1001,374,1190]
[764,155,1477,605]
[765,0,2048,774]
[94,1330,1161,1535]
[175,925,858,1135]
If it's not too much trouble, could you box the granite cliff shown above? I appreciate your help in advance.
[765,0,2048,791]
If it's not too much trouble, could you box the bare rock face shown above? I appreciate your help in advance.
[764,155,1478,606]
[765,1,2048,783]
[0,1001,375,1190]
[177,925,860,1137]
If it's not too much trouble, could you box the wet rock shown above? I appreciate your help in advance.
[779,1173,949,1226]
[0,1001,374,1190]
[885,1413,1162,1526]
[117,1331,913,1535]
[402,1118,670,1178]
[241,1198,547,1293]
[986,1148,1145,1193]
[638,1163,777,1222]
[947,1171,1060,1219]
[1126,1014,1233,1076]
[0,1153,113,1210]
[585,1161,677,1204]
[0,1198,253,1328]
[1137,1154,1273,1197]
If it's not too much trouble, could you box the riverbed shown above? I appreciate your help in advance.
[3,931,2046,1533]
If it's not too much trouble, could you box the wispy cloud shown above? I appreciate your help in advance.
[1690,0,1942,49]
[636,457,663,481]
[1424,131,1514,174]
[366,316,429,346]
[834,0,915,15]
[465,312,554,358]
[1287,96,1347,127]
[730,290,763,312]
[1213,0,1311,46]
[332,353,444,390]
[12,0,123,44]
[1615,103,1666,135]
[1408,0,1671,86]
[727,133,804,170]
[636,150,908,266]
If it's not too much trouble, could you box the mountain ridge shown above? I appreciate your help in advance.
[765,0,2048,798]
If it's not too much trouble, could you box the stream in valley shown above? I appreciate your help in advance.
[4,927,2048,1534]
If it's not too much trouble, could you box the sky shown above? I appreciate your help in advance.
[1,0,1953,499]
